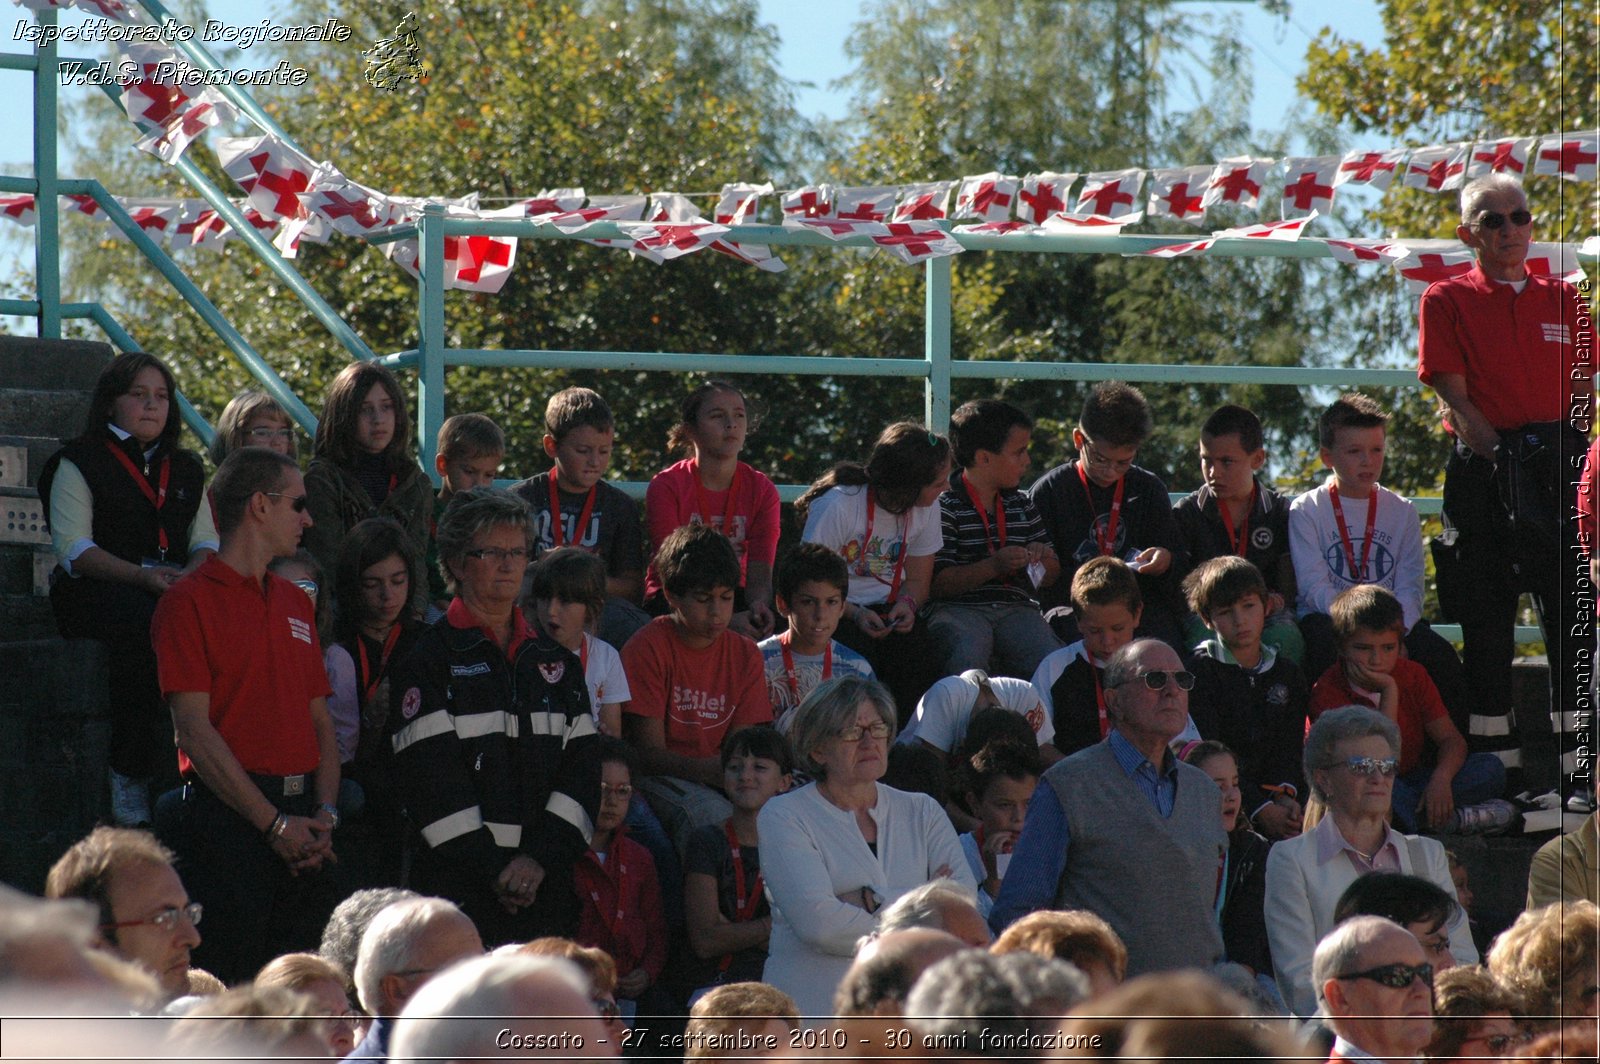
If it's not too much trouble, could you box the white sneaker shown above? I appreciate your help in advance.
[1448,799,1518,836]
[109,770,152,827]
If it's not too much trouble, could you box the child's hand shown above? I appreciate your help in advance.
[1131,546,1171,575]
[746,600,776,639]
[1422,774,1456,830]
[886,598,917,633]
[855,605,891,639]
[1254,799,1302,840]
[981,830,1018,858]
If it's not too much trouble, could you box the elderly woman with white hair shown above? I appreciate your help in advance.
[1265,705,1475,1018]
[759,676,973,1022]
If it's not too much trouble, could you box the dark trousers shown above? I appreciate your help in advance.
[154,781,345,985]
[51,575,172,783]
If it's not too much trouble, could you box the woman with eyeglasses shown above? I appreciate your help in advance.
[208,388,299,464]
[1264,705,1474,1018]
[38,352,217,827]
[1421,965,1526,1063]
[757,676,972,1022]
[386,488,603,947]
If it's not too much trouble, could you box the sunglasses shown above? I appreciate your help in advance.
[1472,209,1532,230]
[263,491,310,513]
[1337,755,1399,778]
[1335,962,1433,990]
[1114,669,1196,692]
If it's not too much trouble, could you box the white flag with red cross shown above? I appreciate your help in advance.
[1533,133,1599,182]
[1046,211,1144,233]
[614,220,731,264]
[1402,145,1469,192]
[172,200,225,251]
[710,182,784,273]
[61,194,103,218]
[1075,169,1144,219]
[1146,166,1210,224]
[781,184,833,219]
[954,173,1019,222]
[1333,149,1407,190]
[870,223,964,264]
[832,187,897,223]
[383,204,519,293]
[117,44,236,163]
[1143,236,1215,258]
[1279,158,1339,219]
[963,220,1038,235]
[546,194,647,235]
[1525,242,1587,284]
[301,165,404,238]
[0,194,36,227]
[216,135,319,225]
[108,198,181,244]
[519,188,586,220]
[1217,212,1318,242]
[891,182,955,222]
[1323,238,1409,267]
[1201,157,1270,211]
[1393,243,1476,294]
[583,192,696,257]
[783,188,890,240]
[1017,173,1076,224]
[1466,138,1537,179]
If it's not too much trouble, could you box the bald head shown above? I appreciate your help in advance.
[836,929,969,1017]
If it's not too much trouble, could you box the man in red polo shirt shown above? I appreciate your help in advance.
[151,447,343,983]
[1418,172,1594,800]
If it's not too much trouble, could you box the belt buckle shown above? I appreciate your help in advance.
[283,774,306,797]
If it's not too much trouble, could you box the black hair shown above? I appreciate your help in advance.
[655,523,741,597]
[949,399,1032,469]
[1079,382,1152,447]
[776,542,849,603]
[1200,404,1264,454]
[720,724,795,776]
[82,352,183,453]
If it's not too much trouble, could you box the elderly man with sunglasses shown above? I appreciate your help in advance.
[1315,914,1437,1064]
[990,638,1226,977]
[151,447,344,983]
[1418,173,1594,798]
[1266,706,1475,1018]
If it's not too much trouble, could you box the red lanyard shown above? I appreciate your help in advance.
[1329,484,1378,582]
[590,850,627,941]
[863,488,911,601]
[1091,663,1109,738]
[105,441,172,557]
[358,625,402,705]
[1076,464,1124,557]
[548,470,598,549]
[778,630,831,704]
[961,473,1007,554]
[719,819,764,972]
[1217,484,1256,557]
[579,634,590,673]
[691,460,741,545]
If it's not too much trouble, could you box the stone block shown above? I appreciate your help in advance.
[0,489,46,546]
[0,337,113,392]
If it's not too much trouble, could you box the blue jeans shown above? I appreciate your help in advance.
[1390,753,1507,833]
[925,600,1062,678]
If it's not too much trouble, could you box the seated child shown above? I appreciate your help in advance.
[927,398,1062,678]
[1309,585,1507,834]
[1181,556,1308,840]
[757,544,875,728]
[574,738,667,1012]
[1029,557,1142,756]
[1026,381,1185,645]
[528,547,630,738]
[1173,404,1303,663]
[511,387,650,648]
[899,669,1060,765]
[428,413,505,615]
[622,524,774,854]
[645,380,781,640]
[957,739,1043,920]
[684,725,793,998]
[1289,393,1467,728]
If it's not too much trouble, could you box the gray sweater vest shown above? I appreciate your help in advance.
[1046,740,1227,976]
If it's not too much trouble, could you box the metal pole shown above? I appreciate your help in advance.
[417,205,447,482]
[924,256,952,431]
[32,8,59,338]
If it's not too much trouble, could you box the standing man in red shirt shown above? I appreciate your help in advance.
[151,447,344,983]
[1418,173,1594,800]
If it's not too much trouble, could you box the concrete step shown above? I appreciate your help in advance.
[0,388,91,442]
[0,486,46,547]
[0,541,52,596]
[0,435,64,489]
[0,337,113,393]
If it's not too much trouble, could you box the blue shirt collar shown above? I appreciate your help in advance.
[1108,727,1176,780]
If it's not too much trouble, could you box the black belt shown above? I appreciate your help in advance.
[186,772,312,799]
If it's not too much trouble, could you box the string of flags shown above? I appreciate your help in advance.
[6,0,1598,293]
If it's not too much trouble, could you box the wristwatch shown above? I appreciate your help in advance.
[861,885,882,914]
[316,802,341,829]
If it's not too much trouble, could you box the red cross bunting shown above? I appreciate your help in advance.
[0,194,35,220]
[127,207,173,234]
[1019,183,1064,222]
[1081,181,1134,215]
[1338,153,1397,183]
[316,189,381,229]
[1400,252,1475,286]
[1541,139,1598,176]
[969,181,1011,215]
[897,192,944,220]
[1474,141,1526,174]
[837,200,887,222]
[245,154,310,219]
[1283,172,1334,211]
[1211,167,1260,203]
[1162,182,1204,217]
[1413,157,1463,190]
[128,78,188,128]
[634,225,710,253]
[452,236,514,283]
[784,189,829,218]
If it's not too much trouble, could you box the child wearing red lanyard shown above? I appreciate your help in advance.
[426,414,505,614]
[957,739,1042,920]
[527,547,630,738]
[757,544,877,728]
[1288,394,1468,729]
[645,380,781,639]
[684,725,792,998]
[574,740,668,1011]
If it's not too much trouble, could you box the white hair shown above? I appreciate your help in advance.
[877,878,980,937]
[389,955,590,1064]
[1311,914,1410,1008]
[1460,173,1526,226]
[353,896,470,1015]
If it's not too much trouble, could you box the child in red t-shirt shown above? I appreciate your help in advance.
[623,524,773,854]
[644,380,781,639]
[1309,585,1506,834]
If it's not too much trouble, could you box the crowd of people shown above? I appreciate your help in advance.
[4,174,1596,1061]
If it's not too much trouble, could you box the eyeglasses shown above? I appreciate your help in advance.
[600,783,633,800]
[263,491,310,513]
[464,547,530,564]
[591,996,621,1022]
[837,720,891,742]
[102,902,203,933]
[1335,962,1433,990]
[1114,669,1196,692]
[1336,756,1399,777]
[1078,433,1136,475]
[1471,208,1533,230]
[246,427,295,442]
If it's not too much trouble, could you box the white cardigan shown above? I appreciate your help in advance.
[758,781,974,1022]
[1265,818,1477,1018]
